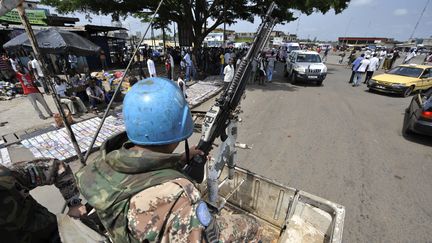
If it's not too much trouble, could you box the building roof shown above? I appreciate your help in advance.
[45,15,79,26]
[338,37,391,41]
[0,24,127,33]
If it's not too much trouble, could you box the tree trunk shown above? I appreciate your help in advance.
[177,21,194,47]
[162,27,166,52]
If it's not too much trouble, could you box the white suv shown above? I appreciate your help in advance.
[284,50,328,85]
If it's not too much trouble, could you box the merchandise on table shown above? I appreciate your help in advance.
[0,148,11,167]
[21,116,125,161]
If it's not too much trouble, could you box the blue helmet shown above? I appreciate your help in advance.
[123,77,193,145]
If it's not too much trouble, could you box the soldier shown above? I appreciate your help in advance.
[76,77,260,242]
[0,158,87,243]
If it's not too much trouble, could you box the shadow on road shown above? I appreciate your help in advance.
[402,131,432,147]
[364,89,407,99]
[246,81,299,92]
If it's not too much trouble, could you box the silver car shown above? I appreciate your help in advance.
[284,50,328,85]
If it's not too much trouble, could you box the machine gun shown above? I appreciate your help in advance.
[184,2,277,183]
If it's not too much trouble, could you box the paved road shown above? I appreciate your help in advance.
[222,63,432,242]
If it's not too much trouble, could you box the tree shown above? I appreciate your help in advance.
[42,0,350,48]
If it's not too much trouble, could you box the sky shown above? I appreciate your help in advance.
[44,0,432,41]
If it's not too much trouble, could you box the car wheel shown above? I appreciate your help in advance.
[403,86,414,97]
[316,80,323,86]
[402,109,413,136]
[290,72,297,84]
[284,65,288,77]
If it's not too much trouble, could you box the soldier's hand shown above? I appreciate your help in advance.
[67,204,87,219]
[181,145,204,162]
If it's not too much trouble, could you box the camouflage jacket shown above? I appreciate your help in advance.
[0,158,80,243]
[77,132,261,243]
[76,132,192,243]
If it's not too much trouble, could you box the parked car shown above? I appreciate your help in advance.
[403,89,432,136]
[368,64,432,97]
[284,50,327,85]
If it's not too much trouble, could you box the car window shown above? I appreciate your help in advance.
[387,67,424,78]
[421,68,432,78]
[296,54,322,63]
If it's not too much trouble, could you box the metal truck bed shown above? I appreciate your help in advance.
[207,166,345,243]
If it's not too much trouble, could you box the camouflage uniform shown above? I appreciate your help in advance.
[0,158,81,243]
[76,132,260,243]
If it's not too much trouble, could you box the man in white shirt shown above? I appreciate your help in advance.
[54,78,88,115]
[147,56,157,77]
[353,55,370,87]
[177,71,187,99]
[183,51,192,81]
[364,53,379,84]
[378,49,387,67]
[86,79,105,110]
[223,58,235,89]
[266,52,276,82]
[68,54,78,70]
[169,52,175,80]
[9,55,18,72]
[30,56,50,94]
[403,49,417,64]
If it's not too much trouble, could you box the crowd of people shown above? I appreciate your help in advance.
[0,51,137,120]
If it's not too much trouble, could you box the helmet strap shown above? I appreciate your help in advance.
[184,139,190,163]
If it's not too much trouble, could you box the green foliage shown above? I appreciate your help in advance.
[42,0,350,46]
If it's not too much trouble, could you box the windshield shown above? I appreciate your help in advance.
[288,46,299,52]
[296,54,322,63]
[387,67,423,78]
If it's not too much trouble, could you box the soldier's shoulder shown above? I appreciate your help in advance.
[130,178,200,208]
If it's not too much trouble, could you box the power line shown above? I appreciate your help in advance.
[409,0,430,39]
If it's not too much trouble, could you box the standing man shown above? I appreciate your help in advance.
[378,49,387,68]
[75,77,260,242]
[0,159,87,243]
[9,55,19,72]
[266,52,276,83]
[249,58,258,84]
[322,48,329,62]
[349,54,364,84]
[100,50,108,70]
[219,50,225,76]
[169,51,175,80]
[403,49,417,64]
[16,65,53,120]
[68,54,78,71]
[365,53,379,84]
[177,71,187,99]
[183,51,192,81]
[30,56,50,94]
[353,55,370,87]
[389,50,400,69]
[147,56,157,77]
[224,50,231,67]
[223,58,235,89]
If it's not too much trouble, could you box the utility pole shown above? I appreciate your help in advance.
[409,0,430,40]
[223,0,226,49]
[16,3,86,166]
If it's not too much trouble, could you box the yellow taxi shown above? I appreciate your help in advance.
[368,64,432,97]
